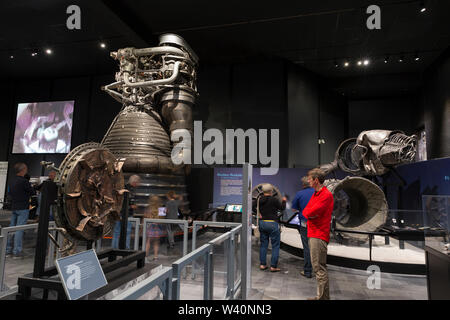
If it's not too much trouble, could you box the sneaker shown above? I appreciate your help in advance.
[300,271,312,278]
[12,252,25,259]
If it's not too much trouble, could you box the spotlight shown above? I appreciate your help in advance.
[10,55,14,59]
[357,60,362,66]
[414,53,420,61]
[100,42,106,49]
[31,52,38,57]
[334,60,338,68]
[420,1,426,12]
[384,56,389,64]
[399,55,404,63]
[344,61,349,67]
[363,59,370,66]
[45,48,52,55]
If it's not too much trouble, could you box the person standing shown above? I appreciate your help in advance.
[6,163,35,259]
[252,184,286,272]
[291,176,315,278]
[302,168,334,300]
[112,175,140,249]
[165,191,181,249]
[144,195,166,261]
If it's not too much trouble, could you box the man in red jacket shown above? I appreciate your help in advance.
[302,168,334,300]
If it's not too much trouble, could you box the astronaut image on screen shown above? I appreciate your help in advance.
[12,101,74,154]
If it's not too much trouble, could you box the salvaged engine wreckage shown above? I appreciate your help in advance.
[45,34,198,254]
[320,130,417,241]
[251,130,417,242]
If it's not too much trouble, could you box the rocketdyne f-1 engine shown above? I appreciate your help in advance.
[50,34,198,251]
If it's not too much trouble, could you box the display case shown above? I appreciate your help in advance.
[422,195,449,255]
[422,195,450,300]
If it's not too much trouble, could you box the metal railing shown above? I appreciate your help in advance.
[0,218,243,300]
[114,222,242,300]
[142,218,189,258]
[0,221,58,292]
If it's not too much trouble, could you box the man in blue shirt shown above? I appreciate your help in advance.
[291,176,315,278]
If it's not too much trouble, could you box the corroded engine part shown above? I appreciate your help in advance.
[325,177,388,241]
[101,34,198,174]
[55,142,125,242]
[320,130,417,176]
[251,183,282,214]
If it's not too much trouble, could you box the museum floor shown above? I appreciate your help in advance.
[0,227,427,300]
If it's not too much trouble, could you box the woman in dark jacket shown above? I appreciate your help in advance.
[253,184,286,272]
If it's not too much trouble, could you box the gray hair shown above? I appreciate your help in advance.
[301,176,310,188]
[128,174,141,185]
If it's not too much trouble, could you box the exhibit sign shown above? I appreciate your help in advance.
[55,249,107,300]
[0,162,7,209]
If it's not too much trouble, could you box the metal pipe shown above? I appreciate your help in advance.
[123,61,181,88]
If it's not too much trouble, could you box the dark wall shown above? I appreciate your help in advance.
[422,51,450,159]
[348,95,422,138]
[196,59,288,167]
[287,63,347,168]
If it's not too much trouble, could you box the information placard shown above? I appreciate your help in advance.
[55,249,107,300]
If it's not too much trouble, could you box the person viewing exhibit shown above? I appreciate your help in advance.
[165,190,181,249]
[144,195,167,261]
[291,176,315,278]
[252,183,287,272]
[6,163,35,259]
[303,168,334,300]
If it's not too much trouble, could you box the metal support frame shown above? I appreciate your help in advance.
[119,192,130,250]
[0,222,55,292]
[16,248,145,300]
[241,163,252,299]
[112,266,173,300]
[171,244,211,300]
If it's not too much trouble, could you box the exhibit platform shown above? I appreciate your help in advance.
[281,227,426,275]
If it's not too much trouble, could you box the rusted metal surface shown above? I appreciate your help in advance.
[55,142,125,241]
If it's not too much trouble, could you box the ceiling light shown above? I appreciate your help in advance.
[399,55,404,63]
[100,42,106,49]
[31,52,38,57]
[384,56,389,64]
[363,59,370,66]
[357,60,362,66]
[334,60,338,68]
[344,62,349,67]
[414,53,420,61]
[420,1,426,12]
[10,55,14,59]
[45,48,52,55]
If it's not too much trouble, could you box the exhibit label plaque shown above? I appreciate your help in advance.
[55,249,107,300]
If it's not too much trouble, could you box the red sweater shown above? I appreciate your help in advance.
[302,186,334,243]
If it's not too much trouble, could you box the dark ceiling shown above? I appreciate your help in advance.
[1,0,449,99]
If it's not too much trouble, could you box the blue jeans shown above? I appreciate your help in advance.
[298,225,312,275]
[112,221,132,249]
[6,209,30,255]
[259,220,280,268]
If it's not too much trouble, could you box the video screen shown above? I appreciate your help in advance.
[224,204,242,213]
[12,101,74,153]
